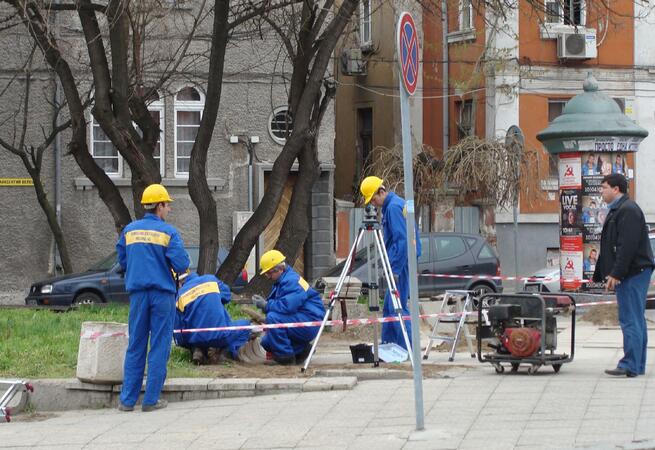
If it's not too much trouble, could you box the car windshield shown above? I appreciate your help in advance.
[88,252,118,271]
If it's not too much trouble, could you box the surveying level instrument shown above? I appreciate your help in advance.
[301,204,414,372]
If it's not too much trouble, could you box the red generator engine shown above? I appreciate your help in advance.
[477,293,575,374]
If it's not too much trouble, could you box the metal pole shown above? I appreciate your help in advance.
[441,0,449,156]
[399,78,425,431]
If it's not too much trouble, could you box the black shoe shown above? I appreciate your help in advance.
[191,347,206,365]
[142,399,168,412]
[605,368,637,377]
[117,402,134,412]
[265,354,296,366]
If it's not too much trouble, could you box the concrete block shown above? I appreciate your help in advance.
[302,377,334,392]
[162,378,212,391]
[255,378,306,392]
[208,378,258,391]
[328,376,358,390]
[65,379,115,391]
[182,390,220,401]
[220,389,256,398]
[30,379,112,411]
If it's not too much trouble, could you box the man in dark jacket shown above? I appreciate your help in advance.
[593,173,654,377]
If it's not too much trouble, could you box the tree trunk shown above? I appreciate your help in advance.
[189,0,230,274]
[11,1,133,233]
[243,136,321,294]
[22,159,73,273]
[217,0,358,284]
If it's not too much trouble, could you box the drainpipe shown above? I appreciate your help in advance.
[442,0,449,156]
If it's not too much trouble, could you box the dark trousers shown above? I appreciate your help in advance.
[616,268,652,375]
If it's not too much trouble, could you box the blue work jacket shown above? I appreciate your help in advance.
[116,213,189,293]
[381,192,421,274]
[174,272,240,347]
[265,266,325,319]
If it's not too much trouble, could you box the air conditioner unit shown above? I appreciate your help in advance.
[557,32,597,59]
[340,48,366,76]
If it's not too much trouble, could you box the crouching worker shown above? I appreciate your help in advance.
[254,250,325,365]
[174,272,250,364]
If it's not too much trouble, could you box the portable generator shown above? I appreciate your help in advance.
[477,293,575,374]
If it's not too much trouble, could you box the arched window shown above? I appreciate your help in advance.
[268,106,293,145]
[174,86,204,176]
[89,90,165,177]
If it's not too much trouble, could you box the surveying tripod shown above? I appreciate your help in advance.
[302,204,414,372]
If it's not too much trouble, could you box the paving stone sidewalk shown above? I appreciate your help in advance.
[3,321,655,449]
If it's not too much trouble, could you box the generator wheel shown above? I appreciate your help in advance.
[510,363,520,373]
[494,364,504,374]
[527,364,540,375]
[553,364,562,373]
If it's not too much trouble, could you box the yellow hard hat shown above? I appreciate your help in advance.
[260,250,286,275]
[141,184,173,205]
[360,176,384,205]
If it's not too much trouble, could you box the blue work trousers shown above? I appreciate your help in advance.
[120,289,175,407]
[616,268,652,376]
[382,268,412,350]
[261,312,319,358]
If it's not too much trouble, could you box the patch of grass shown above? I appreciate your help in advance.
[0,303,244,379]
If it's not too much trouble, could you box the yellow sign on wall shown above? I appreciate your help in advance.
[0,178,34,186]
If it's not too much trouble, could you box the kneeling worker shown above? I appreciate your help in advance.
[254,250,325,365]
[174,272,250,363]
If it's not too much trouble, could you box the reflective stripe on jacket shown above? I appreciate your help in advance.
[117,213,190,293]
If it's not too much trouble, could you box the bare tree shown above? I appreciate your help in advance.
[0,45,80,272]
[217,0,360,290]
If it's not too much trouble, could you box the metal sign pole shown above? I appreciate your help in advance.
[397,11,424,432]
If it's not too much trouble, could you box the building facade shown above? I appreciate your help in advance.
[423,0,655,278]
[0,3,335,299]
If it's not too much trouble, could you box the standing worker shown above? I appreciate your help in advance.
[359,176,421,350]
[593,173,654,377]
[253,250,325,365]
[116,184,190,411]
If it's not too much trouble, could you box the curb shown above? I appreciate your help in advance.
[22,376,358,412]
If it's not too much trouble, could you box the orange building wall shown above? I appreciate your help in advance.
[519,94,559,214]
[519,0,634,67]
[423,0,487,155]
[423,8,444,158]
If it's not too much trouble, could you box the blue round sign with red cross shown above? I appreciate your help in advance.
[397,12,419,96]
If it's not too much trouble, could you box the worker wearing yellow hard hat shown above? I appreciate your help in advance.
[116,183,189,412]
[358,176,421,351]
[253,250,325,365]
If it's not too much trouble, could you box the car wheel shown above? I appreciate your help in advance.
[73,292,102,306]
[470,283,495,309]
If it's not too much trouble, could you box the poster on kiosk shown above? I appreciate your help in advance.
[558,148,634,291]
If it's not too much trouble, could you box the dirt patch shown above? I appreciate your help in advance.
[10,411,58,422]
[580,304,619,326]
[200,361,452,379]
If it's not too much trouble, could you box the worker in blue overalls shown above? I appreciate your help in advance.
[359,176,421,351]
[173,271,250,364]
[116,184,190,412]
[253,250,325,365]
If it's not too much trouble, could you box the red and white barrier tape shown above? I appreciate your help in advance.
[79,299,618,339]
[80,331,128,340]
[418,273,580,283]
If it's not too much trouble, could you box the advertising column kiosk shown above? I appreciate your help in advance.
[537,73,648,291]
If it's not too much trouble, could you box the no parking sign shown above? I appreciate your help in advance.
[397,12,419,96]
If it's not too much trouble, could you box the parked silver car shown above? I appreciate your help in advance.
[522,232,655,308]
